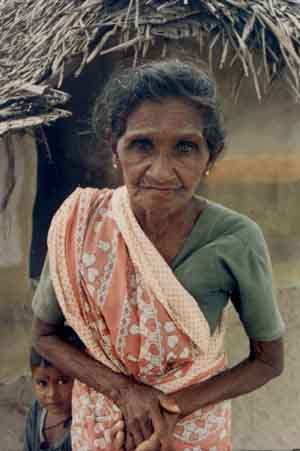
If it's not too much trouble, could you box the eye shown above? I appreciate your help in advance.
[176,140,198,154]
[36,379,48,388]
[57,377,70,385]
[129,138,153,152]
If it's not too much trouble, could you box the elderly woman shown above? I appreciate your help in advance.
[32,59,285,451]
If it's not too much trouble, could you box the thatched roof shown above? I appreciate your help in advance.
[1,0,300,135]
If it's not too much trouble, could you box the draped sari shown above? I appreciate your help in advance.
[48,186,231,451]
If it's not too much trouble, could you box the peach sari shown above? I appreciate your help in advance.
[48,186,231,451]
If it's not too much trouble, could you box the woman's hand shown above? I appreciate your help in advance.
[159,396,181,450]
[135,398,180,451]
[116,381,180,450]
[111,417,125,450]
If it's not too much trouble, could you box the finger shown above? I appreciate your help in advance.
[139,416,153,442]
[161,439,173,451]
[135,433,161,451]
[163,411,180,430]
[125,428,135,451]
[110,421,125,451]
[114,411,123,421]
[158,395,180,414]
[111,420,125,435]
[160,427,175,451]
[149,403,165,439]
[113,430,125,450]
[129,419,144,448]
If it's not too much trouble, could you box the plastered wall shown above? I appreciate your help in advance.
[203,73,300,449]
[0,132,37,381]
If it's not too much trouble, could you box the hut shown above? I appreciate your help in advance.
[1,0,300,448]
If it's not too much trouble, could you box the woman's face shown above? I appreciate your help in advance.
[114,98,212,215]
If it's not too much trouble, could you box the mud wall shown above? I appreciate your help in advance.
[0,132,37,381]
[204,69,300,449]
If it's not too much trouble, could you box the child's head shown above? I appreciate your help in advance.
[30,348,73,416]
[30,325,83,416]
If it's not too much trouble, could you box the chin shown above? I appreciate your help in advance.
[145,195,187,213]
[46,405,69,415]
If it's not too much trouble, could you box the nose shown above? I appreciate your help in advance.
[46,383,58,402]
[148,153,176,184]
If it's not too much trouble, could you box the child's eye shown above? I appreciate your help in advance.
[36,380,48,388]
[176,140,199,154]
[129,138,153,152]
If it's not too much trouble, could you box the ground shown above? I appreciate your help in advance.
[0,376,296,451]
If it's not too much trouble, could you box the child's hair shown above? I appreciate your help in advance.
[30,325,84,369]
[30,347,51,369]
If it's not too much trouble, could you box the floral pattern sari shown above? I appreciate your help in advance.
[48,186,231,451]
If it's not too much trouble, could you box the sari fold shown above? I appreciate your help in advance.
[48,186,231,451]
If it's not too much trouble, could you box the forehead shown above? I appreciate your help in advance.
[125,98,204,133]
[32,365,68,380]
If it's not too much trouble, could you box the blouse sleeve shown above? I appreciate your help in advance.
[32,255,65,325]
[220,221,285,341]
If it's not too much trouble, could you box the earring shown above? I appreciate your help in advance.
[205,169,210,176]
[112,156,118,169]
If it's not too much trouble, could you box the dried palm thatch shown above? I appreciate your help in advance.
[1,0,300,135]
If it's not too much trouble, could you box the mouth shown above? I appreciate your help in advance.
[140,186,182,191]
[45,402,64,409]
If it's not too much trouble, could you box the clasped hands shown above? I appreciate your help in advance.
[112,381,181,451]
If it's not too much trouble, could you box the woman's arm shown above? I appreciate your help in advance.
[32,317,131,400]
[32,317,179,450]
[172,337,284,418]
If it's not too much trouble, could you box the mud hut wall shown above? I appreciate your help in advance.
[206,69,300,287]
[0,131,37,381]
[202,66,300,449]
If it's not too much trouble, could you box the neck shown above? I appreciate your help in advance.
[133,198,199,242]
[45,410,71,422]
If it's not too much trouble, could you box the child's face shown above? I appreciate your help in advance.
[32,366,73,415]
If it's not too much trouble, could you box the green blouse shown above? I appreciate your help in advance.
[32,200,285,341]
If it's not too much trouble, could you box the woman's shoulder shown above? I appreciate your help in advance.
[68,186,114,205]
[198,198,265,248]
[54,187,115,219]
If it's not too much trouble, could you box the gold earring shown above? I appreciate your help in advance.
[112,156,118,169]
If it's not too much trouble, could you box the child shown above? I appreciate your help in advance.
[23,326,125,450]
[23,327,78,450]
[23,346,73,451]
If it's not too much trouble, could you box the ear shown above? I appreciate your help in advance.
[206,143,224,171]
[111,136,118,156]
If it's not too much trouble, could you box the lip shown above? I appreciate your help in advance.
[44,403,68,414]
[45,402,64,409]
[140,186,182,191]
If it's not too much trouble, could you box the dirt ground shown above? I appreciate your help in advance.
[0,376,295,451]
